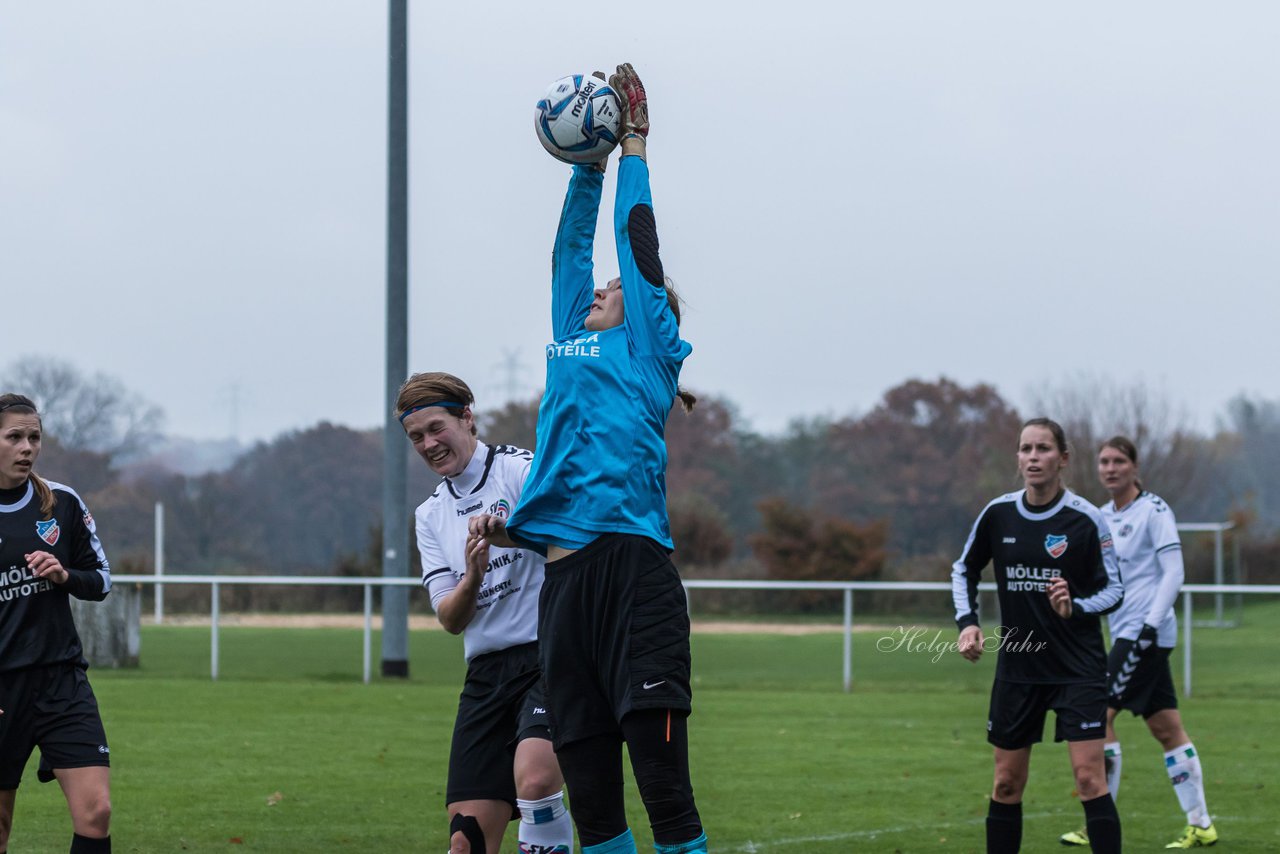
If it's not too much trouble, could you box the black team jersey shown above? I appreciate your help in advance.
[0,479,111,672]
[951,489,1123,685]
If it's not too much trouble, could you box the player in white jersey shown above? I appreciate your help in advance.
[1060,436,1217,849]
[397,373,572,854]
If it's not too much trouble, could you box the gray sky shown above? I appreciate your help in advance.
[3,2,1277,442]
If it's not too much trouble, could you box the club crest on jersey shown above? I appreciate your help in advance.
[36,518,61,546]
[1044,534,1068,559]
[487,498,512,519]
[1117,523,1133,538]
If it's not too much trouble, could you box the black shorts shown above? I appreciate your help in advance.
[987,678,1108,750]
[538,534,692,750]
[1107,639,1178,717]
[446,641,550,810]
[0,662,110,790]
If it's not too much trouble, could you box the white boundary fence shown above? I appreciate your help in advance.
[110,575,1279,694]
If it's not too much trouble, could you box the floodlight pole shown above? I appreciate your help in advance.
[380,0,410,678]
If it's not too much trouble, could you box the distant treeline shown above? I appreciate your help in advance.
[12,358,1280,614]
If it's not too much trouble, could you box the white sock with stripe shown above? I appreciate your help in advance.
[517,791,573,853]
[1104,741,1122,798]
[1164,742,1211,828]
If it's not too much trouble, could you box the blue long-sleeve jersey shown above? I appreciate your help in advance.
[507,157,692,551]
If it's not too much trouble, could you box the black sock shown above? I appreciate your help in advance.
[70,833,111,853]
[986,799,1021,853]
[1082,793,1121,854]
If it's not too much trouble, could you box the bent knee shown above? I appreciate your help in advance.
[76,795,112,835]
[1072,768,1108,800]
[992,778,1025,801]
[516,771,562,800]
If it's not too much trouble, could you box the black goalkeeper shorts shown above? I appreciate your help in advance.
[538,534,692,750]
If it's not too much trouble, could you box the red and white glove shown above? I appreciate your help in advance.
[609,62,649,157]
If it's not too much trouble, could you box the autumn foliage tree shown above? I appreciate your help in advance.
[812,378,1023,558]
[749,497,887,611]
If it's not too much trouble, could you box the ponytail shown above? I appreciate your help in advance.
[676,388,697,413]
[31,471,55,519]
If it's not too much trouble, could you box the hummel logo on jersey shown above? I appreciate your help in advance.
[35,519,60,546]
[456,501,483,516]
[1003,537,1017,544]
[642,680,666,690]
[1044,534,1068,558]
[533,707,547,715]
[1111,653,1140,696]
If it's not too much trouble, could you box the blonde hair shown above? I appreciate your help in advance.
[395,372,477,435]
[0,393,55,518]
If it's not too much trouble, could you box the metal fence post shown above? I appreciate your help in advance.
[211,581,220,682]
[843,588,853,693]
[363,584,373,685]
[1214,528,1224,625]
[1183,591,1192,698]
[154,502,164,624]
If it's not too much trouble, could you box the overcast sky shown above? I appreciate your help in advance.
[3,2,1277,442]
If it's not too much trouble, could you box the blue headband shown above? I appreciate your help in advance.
[398,400,465,424]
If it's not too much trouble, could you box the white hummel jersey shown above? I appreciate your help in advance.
[415,442,545,662]
[1103,491,1183,646]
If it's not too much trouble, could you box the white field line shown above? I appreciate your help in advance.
[731,812,1051,851]
[730,811,1241,851]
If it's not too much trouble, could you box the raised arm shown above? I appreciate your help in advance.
[551,165,604,340]
[610,63,684,358]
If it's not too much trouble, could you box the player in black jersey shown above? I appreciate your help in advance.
[952,418,1124,854]
[0,394,114,854]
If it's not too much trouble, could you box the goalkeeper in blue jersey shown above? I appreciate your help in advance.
[471,64,706,854]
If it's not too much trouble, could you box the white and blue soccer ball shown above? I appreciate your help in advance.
[534,74,622,164]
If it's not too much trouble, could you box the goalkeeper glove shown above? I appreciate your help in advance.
[609,62,649,158]
[1135,622,1159,653]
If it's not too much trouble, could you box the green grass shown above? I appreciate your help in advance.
[11,600,1279,852]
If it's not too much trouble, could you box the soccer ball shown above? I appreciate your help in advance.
[534,74,622,164]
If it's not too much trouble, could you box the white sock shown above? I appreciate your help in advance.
[517,791,574,853]
[1104,741,1122,798]
[1164,742,1211,828]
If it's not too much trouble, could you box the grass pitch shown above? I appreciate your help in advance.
[12,600,1279,852]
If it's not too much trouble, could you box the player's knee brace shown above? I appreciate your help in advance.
[449,814,486,854]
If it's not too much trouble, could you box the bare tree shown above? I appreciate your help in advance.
[1027,373,1208,508]
[1,356,163,458]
